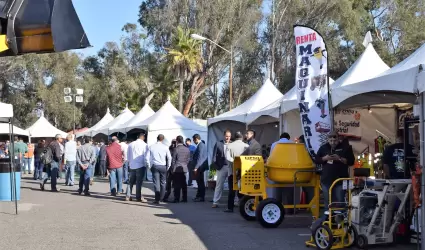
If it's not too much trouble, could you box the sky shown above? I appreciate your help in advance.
[72,0,142,57]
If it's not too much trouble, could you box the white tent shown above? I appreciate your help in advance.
[245,97,283,125]
[93,107,134,136]
[332,43,421,107]
[26,116,67,138]
[77,108,114,137]
[111,104,155,134]
[0,124,29,136]
[207,79,283,125]
[207,79,284,164]
[136,101,207,146]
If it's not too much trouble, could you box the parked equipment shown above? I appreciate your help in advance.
[234,143,322,228]
[306,168,412,249]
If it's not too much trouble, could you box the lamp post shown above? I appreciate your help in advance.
[190,34,233,110]
[64,88,84,134]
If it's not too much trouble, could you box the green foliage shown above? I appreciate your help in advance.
[1,0,425,131]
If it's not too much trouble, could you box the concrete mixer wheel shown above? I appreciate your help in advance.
[239,195,258,221]
[256,198,284,228]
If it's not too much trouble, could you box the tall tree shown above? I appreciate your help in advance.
[139,0,263,116]
[166,26,203,113]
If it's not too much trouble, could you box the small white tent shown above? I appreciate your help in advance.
[332,43,421,107]
[0,102,24,135]
[0,124,29,136]
[26,116,67,138]
[77,108,114,137]
[136,101,207,146]
[111,104,155,134]
[0,102,13,121]
[93,107,134,136]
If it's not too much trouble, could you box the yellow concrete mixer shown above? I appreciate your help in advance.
[234,143,321,228]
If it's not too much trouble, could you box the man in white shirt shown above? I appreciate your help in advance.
[120,140,129,184]
[64,134,77,186]
[149,134,171,204]
[126,133,150,202]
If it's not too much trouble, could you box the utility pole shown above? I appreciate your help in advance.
[229,46,233,110]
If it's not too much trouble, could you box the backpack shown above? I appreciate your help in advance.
[40,146,53,165]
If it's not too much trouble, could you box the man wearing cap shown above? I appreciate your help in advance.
[149,134,171,204]
[315,131,355,210]
[242,129,262,156]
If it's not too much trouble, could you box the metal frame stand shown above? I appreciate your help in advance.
[4,117,17,214]
[418,93,424,250]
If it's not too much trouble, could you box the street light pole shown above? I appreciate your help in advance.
[73,96,76,134]
[64,88,83,136]
[190,33,233,111]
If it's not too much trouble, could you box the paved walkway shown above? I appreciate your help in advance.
[0,175,418,250]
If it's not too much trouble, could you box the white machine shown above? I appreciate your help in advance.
[351,179,412,248]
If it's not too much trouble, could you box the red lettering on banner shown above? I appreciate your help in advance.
[295,33,317,45]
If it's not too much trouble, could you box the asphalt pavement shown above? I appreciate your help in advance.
[0,175,419,250]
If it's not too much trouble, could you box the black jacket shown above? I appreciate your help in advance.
[172,144,191,173]
[242,138,262,156]
[49,140,62,163]
[315,142,355,185]
[212,140,230,170]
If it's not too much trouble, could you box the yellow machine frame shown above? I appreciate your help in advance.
[233,156,322,227]
[305,178,355,249]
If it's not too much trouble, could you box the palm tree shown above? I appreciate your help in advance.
[165,26,203,114]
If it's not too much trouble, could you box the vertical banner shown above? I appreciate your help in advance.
[294,25,331,157]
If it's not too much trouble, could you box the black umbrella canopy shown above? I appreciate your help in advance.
[0,0,91,57]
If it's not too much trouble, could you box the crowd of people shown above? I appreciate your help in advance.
[0,126,413,215]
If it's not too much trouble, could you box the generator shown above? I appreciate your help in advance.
[350,179,412,248]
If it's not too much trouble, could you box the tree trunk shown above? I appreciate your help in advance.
[178,80,183,113]
[182,95,194,117]
[182,74,206,117]
[145,92,154,105]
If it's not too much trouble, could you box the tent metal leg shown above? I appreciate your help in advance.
[419,93,424,250]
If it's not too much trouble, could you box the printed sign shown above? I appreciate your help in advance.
[334,108,361,139]
[294,25,331,157]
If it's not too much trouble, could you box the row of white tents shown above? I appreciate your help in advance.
[0,99,208,146]
[206,41,425,162]
[76,100,207,146]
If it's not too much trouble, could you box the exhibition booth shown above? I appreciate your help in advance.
[110,104,155,134]
[136,101,207,146]
[92,107,135,137]
[26,115,68,139]
[77,108,114,137]
[207,79,283,163]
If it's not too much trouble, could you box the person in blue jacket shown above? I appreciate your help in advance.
[191,134,208,202]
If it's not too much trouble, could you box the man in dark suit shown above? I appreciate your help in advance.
[242,129,262,156]
[191,134,208,202]
[212,129,232,208]
[171,135,191,203]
